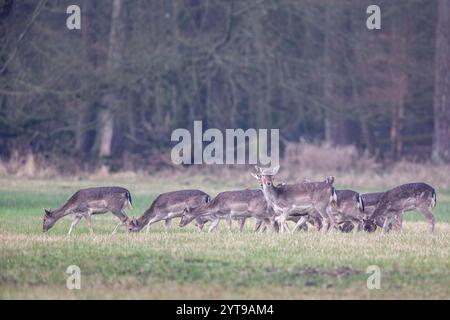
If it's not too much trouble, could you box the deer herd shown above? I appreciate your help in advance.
[42,165,437,235]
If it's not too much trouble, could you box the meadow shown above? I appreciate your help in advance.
[0,170,449,299]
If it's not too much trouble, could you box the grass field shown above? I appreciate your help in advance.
[1,174,449,299]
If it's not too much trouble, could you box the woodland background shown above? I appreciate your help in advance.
[1,0,449,174]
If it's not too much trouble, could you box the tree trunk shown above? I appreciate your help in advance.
[323,4,353,146]
[97,0,126,157]
[432,0,450,163]
[98,108,114,157]
[389,9,408,161]
[75,0,94,154]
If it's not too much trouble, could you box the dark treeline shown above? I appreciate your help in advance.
[0,0,449,170]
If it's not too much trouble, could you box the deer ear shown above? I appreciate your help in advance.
[44,209,52,216]
[326,176,335,185]
[254,165,261,173]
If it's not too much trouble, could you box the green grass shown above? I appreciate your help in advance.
[0,176,449,299]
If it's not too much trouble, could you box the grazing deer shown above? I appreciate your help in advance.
[366,183,436,233]
[128,189,210,233]
[43,186,132,235]
[327,189,365,232]
[360,192,384,232]
[251,166,337,233]
[179,189,276,233]
[361,192,404,232]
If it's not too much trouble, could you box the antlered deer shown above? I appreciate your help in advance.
[43,186,132,235]
[365,183,436,233]
[179,189,276,233]
[251,166,337,233]
[128,189,210,233]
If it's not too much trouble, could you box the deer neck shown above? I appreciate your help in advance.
[137,207,155,228]
[261,184,280,207]
[51,204,75,220]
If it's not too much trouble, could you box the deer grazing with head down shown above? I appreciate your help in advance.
[359,192,385,232]
[360,192,402,232]
[251,165,337,233]
[179,189,277,233]
[327,189,365,232]
[364,183,436,233]
[43,186,132,235]
[127,189,210,233]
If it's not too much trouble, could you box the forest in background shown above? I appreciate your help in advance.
[0,0,449,173]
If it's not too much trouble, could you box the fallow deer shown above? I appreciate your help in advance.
[179,189,276,233]
[128,189,210,233]
[360,192,384,232]
[365,183,436,233]
[251,166,337,233]
[43,186,132,235]
[327,189,365,232]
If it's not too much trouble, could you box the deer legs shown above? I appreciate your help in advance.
[111,210,129,235]
[226,215,233,232]
[112,221,125,235]
[417,206,435,233]
[238,218,247,232]
[208,219,220,233]
[84,214,94,234]
[164,219,172,232]
[292,216,308,232]
[144,216,165,233]
[68,216,82,235]
[68,209,93,235]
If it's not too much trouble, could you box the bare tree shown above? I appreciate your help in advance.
[323,2,353,146]
[432,0,450,163]
[97,0,127,157]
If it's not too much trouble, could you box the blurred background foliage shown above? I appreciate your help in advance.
[0,0,449,173]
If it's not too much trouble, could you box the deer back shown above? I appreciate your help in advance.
[137,189,209,224]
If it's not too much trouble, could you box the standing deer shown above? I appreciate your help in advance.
[365,183,436,233]
[179,189,276,233]
[128,189,210,233]
[43,186,132,235]
[251,166,337,233]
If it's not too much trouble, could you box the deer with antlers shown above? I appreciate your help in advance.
[251,165,337,233]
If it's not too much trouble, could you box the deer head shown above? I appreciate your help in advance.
[43,209,57,233]
[251,165,280,187]
[127,217,141,232]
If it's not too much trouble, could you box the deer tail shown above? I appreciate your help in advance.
[356,193,365,212]
[330,187,337,207]
[126,190,133,209]
[430,189,436,209]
